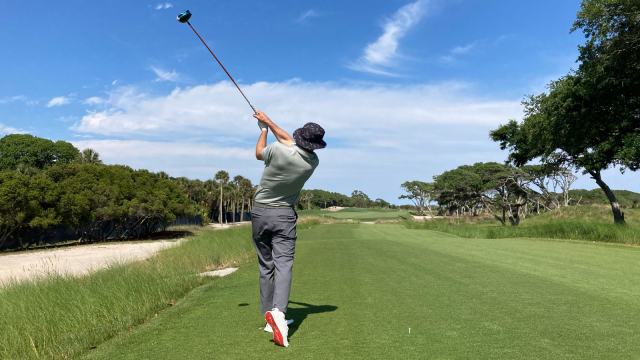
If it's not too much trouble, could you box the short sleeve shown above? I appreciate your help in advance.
[261,143,277,164]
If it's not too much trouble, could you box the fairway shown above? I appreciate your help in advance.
[298,208,411,221]
[84,224,640,359]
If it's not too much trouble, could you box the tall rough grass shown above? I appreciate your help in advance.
[402,218,640,244]
[0,227,254,359]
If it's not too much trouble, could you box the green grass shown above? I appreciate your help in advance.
[403,205,640,244]
[83,224,640,359]
[298,208,412,221]
[0,226,255,360]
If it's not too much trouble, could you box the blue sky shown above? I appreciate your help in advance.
[1,0,636,203]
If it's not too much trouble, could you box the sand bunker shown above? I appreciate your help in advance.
[0,240,184,284]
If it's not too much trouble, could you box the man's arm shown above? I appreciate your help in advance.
[253,110,294,147]
[256,126,268,160]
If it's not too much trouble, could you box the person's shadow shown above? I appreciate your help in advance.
[286,300,338,337]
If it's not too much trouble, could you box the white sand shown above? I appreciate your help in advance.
[0,240,184,284]
[200,268,238,277]
[412,215,443,220]
[207,221,251,230]
[323,207,346,212]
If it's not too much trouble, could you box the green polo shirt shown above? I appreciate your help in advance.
[254,142,319,206]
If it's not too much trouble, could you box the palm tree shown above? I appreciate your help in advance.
[305,192,314,210]
[15,163,40,176]
[75,148,103,165]
[239,178,253,221]
[215,170,229,223]
[203,179,219,222]
[222,183,234,224]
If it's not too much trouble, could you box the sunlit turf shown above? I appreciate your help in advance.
[298,208,412,221]
[84,224,640,359]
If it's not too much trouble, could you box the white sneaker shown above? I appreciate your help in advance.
[264,319,293,332]
[265,308,290,347]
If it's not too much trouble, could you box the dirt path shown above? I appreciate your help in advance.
[0,240,184,284]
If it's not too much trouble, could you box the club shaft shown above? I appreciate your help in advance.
[187,21,256,114]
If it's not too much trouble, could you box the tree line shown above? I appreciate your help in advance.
[400,163,589,226]
[297,189,403,210]
[0,134,257,249]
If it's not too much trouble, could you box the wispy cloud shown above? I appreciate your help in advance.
[296,9,319,23]
[47,96,71,107]
[57,116,77,122]
[0,95,33,104]
[151,66,180,82]
[155,3,173,10]
[349,0,429,76]
[440,42,477,64]
[84,97,105,105]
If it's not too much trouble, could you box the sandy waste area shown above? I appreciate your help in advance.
[0,240,184,284]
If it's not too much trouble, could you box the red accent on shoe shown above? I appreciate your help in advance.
[265,312,285,347]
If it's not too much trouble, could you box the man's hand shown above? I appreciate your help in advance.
[253,110,273,126]
[257,121,269,132]
[252,110,295,147]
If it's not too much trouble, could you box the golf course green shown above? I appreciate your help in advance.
[83,224,640,359]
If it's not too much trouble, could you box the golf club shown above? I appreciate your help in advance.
[177,10,257,114]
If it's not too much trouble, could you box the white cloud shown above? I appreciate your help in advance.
[151,66,180,82]
[440,42,477,64]
[67,79,640,200]
[47,96,71,107]
[350,0,429,76]
[155,3,173,10]
[0,123,27,135]
[84,97,105,105]
[57,116,77,122]
[73,80,522,140]
[0,95,29,104]
[297,10,319,23]
[112,80,118,85]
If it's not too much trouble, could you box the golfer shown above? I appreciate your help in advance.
[251,110,326,348]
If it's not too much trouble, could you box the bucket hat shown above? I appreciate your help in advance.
[293,123,326,150]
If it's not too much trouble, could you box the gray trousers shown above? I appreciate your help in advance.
[251,206,298,315]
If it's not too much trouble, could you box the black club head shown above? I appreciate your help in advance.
[177,10,192,23]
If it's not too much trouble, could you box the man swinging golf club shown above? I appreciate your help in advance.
[252,110,326,347]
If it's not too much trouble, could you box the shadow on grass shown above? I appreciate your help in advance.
[286,301,338,337]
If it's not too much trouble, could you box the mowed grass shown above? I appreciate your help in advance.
[298,208,412,221]
[84,224,640,359]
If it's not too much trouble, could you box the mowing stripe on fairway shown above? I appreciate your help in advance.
[83,224,640,359]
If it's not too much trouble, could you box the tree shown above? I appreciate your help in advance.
[305,192,314,210]
[215,170,229,223]
[74,148,103,165]
[399,181,436,216]
[239,178,253,221]
[15,163,40,176]
[0,134,79,171]
[351,190,370,208]
[435,163,532,225]
[375,198,390,208]
[491,0,639,224]
[0,172,60,248]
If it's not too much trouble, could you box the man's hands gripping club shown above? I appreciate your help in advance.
[254,110,294,160]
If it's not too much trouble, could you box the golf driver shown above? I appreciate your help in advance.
[177,10,257,114]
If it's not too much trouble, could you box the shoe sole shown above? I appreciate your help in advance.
[265,312,287,347]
